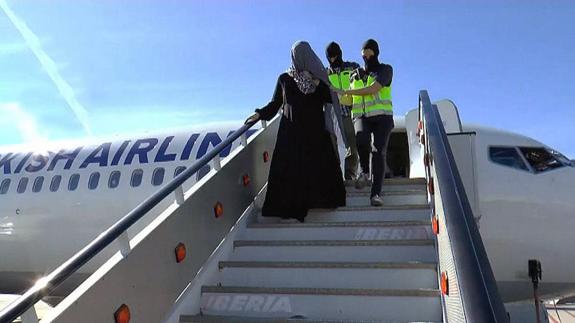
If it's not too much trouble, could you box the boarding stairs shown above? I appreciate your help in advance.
[0,91,508,323]
[180,178,441,322]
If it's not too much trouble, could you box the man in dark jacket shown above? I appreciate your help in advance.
[339,39,394,206]
[326,41,360,181]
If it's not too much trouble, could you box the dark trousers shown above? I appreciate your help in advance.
[354,114,394,197]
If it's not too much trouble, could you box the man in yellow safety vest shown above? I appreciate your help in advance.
[326,41,360,181]
[337,39,394,206]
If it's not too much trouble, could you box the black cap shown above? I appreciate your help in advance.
[326,41,342,60]
[362,39,379,57]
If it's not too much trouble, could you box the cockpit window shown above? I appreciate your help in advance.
[519,147,564,173]
[489,147,529,171]
[547,149,574,167]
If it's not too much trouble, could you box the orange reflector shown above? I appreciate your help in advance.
[263,151,270,163]
[441,272,449,295]
[114,304,130,323]
[175,243,186,263]
[242,174,251,187]
[418,120,423,131]
[432,216,439,235]
[428,178,434,195]
[214,202,224,218]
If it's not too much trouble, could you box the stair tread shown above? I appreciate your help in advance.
[202,286,440,297]
[248,220,429,229]
[345,178,426,186]
[234,239,435,247]
[181,314,441,322]
[346,189,427,197]
[219,261,437,270]
[311,204,429,212]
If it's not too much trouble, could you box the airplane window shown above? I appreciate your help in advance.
[174,166,186,178]
[547,148,575,167]
[17,177,29,194]
[519,147,564,173]
[88,172,100,190]
[152,167,165,186]
[0,179,10,194]
[32,176,44,193]
[68,174,80,191]
[197,165,211,181]
[109,171,121,189]
[131,169,143,187]
[50,175,62,192]
[489,147,529,171]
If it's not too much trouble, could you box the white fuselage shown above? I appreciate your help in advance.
[470,126,575,301]
[0,123,257,294]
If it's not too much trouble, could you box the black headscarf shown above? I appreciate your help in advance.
[326,41,344,69]
[362,39,380,73]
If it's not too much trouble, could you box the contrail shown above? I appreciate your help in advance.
[0,0,92,136]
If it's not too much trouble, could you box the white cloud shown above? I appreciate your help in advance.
[0,102,47,145]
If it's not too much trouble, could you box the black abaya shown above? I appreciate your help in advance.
[256,73,346,221]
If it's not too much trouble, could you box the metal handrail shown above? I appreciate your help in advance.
[419,90,508,322]
[0,119,261,322]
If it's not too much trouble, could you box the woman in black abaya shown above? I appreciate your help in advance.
[246,41,346,222]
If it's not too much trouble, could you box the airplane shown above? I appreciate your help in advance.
[0,100,574,311]
[0,121,259,299]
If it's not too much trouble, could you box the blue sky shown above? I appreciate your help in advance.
[0,0,574,157]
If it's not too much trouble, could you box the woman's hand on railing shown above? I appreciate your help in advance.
[245,112,260,125]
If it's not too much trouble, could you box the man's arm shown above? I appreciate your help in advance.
[344,81,382,95]
[344,64,391,96]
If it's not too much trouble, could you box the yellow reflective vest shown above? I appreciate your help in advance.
[328,69,354,106]
[351,74,393,118]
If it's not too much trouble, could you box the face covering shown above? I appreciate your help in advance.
[326,42,343,69]
[363,55,380,73]
[361,39,380,73]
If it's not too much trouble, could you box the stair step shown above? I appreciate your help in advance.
[248,220,429,228]
[234,240,434,247]
[244,220,432,241]
[345,178,427,194]
[181,315,441,323]
[346,192,427,207]
[230,240,436,262]
[216,261,438,289]
[345,178,426,186]
[305,206,431,222]
[346,189,427,197]
[199,286,441,322]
